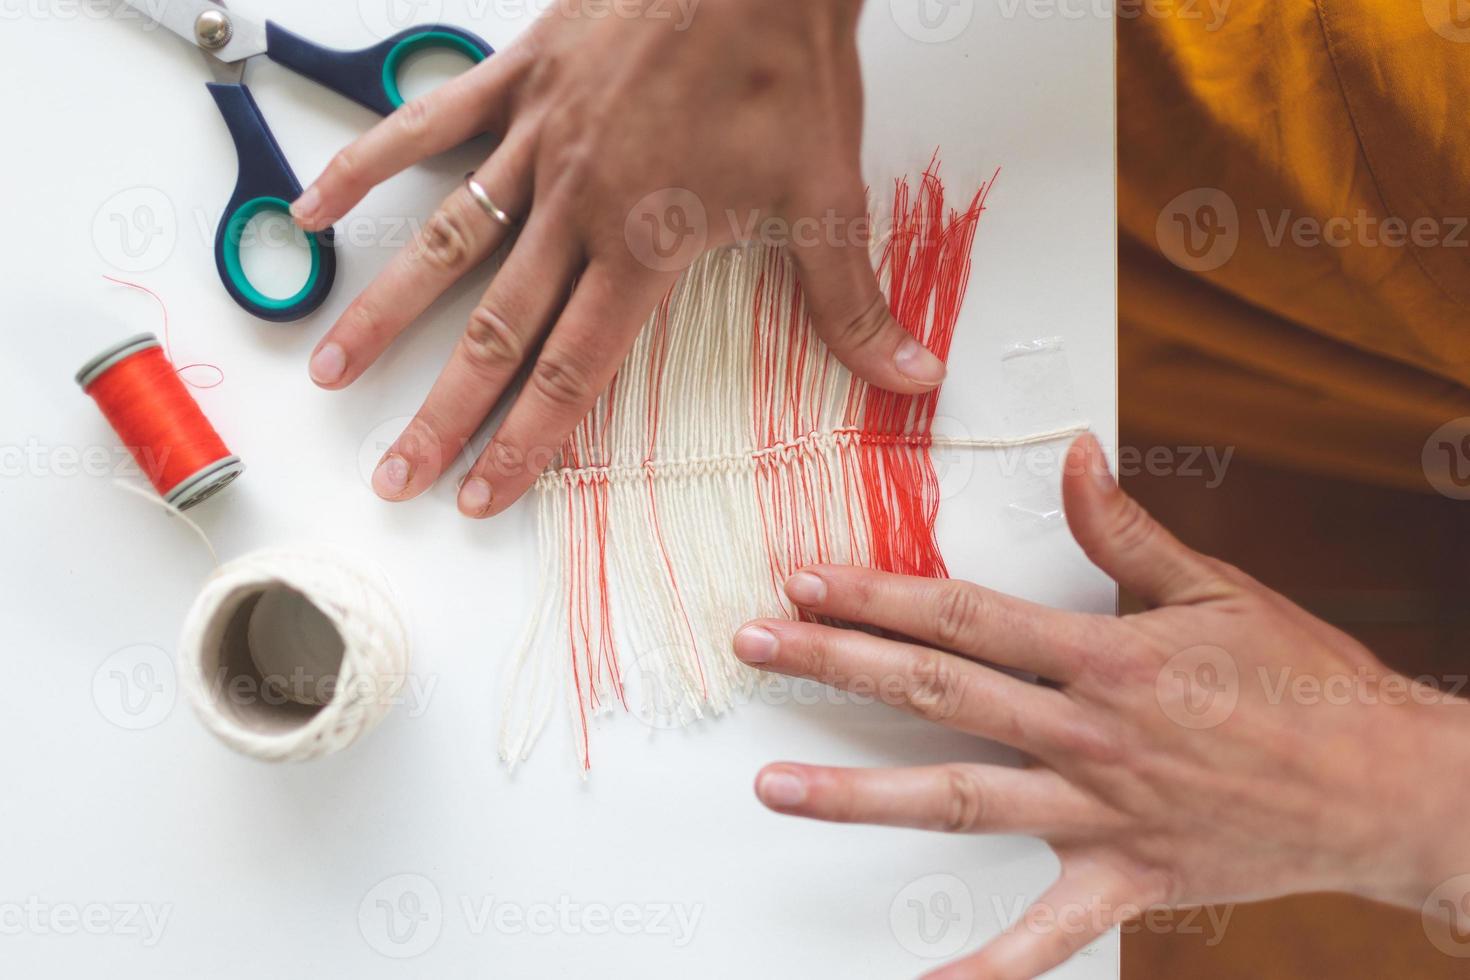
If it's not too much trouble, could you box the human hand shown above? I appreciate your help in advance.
[733,433,1470,979]
[294,0,946,516]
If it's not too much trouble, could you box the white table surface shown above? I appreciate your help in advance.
[0,1,1117,976]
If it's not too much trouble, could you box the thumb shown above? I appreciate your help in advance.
[1063,433,1225,607]
[789,188,947,394]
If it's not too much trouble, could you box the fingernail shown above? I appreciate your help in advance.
[291,186,321,224]
[758,770,807,807]
[308,343,346,385]
[458,476,493,517]
[1082,434,1116,494]
[784,571,826,606]
[733,626,778,664]
[894,336,946,386]
[372,454,410,498]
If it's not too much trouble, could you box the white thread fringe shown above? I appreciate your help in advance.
[500,243,1088,771]
[179,545,411,762]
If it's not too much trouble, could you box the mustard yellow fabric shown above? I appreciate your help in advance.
[1120,0,1470,490]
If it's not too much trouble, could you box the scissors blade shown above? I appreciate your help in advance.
[122,0,267,65]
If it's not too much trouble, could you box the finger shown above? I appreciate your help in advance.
[927,858,1139,980]
[782,565,1110,683]
[789,181,946,393]
[753,762,1108,837]
[1062,433,1231,607]
[368,215,583,502]
[733,619,1091,758]
[308,134,535,390]
[460,263,677,518]
[292,43,536,230]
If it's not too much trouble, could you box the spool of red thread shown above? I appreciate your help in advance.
[76,334,243,510]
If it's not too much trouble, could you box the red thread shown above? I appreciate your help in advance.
[547,157,995,769]
[102,276,224,389]
[857,157,996,579]
[82,345,235,499]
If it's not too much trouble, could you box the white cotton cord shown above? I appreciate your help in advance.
[111,478,219,565]
[503,242,1090,770]
[534,424,1094,489]
[178,545,411,763]
[499,489,563,769]
[504,171,1060,771]
[929,425,1093,449]
[108,474,416,763]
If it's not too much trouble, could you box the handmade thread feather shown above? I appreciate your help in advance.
[502,162,1079,770]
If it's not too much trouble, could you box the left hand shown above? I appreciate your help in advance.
[293,0,942,517]
[733,433,1470,979]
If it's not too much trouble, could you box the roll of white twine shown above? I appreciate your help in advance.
[178,545,411,763]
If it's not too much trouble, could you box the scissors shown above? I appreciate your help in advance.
[122,0,494,322]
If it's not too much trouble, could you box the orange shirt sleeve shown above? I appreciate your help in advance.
[1120,0,1470,490]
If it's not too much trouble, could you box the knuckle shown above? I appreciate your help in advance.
[395,415,445,466]
[906,652,966,723]
[845,570,879,616]
[824,778,863,824]
[393,96,435,141]
[529,350,596,409]
[417,203,477,272]
[541,141,597,203]
[1113,618,1176,671]
[1051,717,1122,765]
[484,440,525,480]
[1074,619,1140,685]
[325,147,362,194]
[461,303,523,372]
[1077,642,1131,688]
[1139,866,1183,908]
[831,293,892,352]
[1199,554,1250,594]
[792,635,833,685]
[1108,859,1180,912]
[522,46,561,98]
[933,583,986,650]
[558,141,596,184]
[1106,496,1159,557]
[942,767,987,833]
[340,295,385,342]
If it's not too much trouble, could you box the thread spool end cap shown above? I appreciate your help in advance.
[167,456,244,511]
[75,333,161,391]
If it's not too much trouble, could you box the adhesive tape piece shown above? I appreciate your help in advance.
[999,337,1082,527]
[1001,336,1081,434]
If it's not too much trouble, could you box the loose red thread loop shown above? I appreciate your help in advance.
[83,344,235,500]
[102,276,224,389]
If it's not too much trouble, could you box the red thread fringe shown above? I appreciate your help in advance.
[546,159,995,769]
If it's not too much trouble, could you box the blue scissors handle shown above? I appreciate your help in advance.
[205,23,492,321]
[208,84,336,323]
[265,22,494,118]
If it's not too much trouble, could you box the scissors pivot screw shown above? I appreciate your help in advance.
[194,10,234,51]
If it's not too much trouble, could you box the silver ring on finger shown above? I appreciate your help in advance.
[463,172,518,228]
